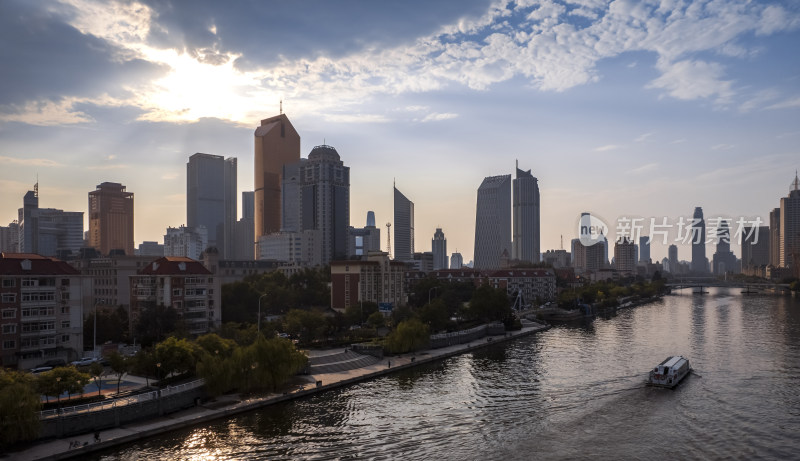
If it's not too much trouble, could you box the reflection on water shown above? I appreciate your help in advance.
[97,289,800,460]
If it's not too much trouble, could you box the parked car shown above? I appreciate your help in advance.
[29,366,53,374]
[70,357,99,367]
[35,359,66,369]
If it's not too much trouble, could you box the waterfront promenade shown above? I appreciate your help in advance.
[9,322,549,461]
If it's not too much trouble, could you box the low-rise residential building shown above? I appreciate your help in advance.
[330,252,406,311]
[486,269,557,304]
[129,257,221,336]
[0,253,84,369]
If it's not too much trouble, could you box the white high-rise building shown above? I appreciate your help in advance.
[432,228,448,270]
[394,186,414,262]
[164,225,208,260]
[450,252,463,269]
[474,174,511,270]
[512,163,540,264]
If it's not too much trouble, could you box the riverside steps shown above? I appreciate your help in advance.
[9,322,549,461]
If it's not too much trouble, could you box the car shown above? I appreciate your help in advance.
[70,357,99,367]
[35,359,66,369]
[29,366,53,374]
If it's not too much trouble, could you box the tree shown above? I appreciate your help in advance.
[135,304,179,347]
[385,318,430,354]
[89,362,104,397]
[196,349,233,397]
[366,311,386,329]
[154,336,198,378]
[283,309,327,343]
[246,336,308,392]
[344,301,378,327]
[108,352,129,395]
[0,369,40,449]
[418,299,450,332]
[467,284,511,323]
[195,333,237,357]
[37,367,90,406]
[83,306,130,348]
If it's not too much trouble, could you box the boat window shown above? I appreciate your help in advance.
[664,367,669,374]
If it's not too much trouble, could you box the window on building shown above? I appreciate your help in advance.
[2,340,15,349]
[61,335,70,343]
[173,289,182,297]
[2,324,17,334]
[1,279,15,288]
[61,321,70,329]
[2,309,15,319]
[1,293,16,303]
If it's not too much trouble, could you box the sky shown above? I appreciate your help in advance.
[1,0,799,265]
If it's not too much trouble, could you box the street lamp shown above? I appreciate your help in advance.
[258,293,268,334]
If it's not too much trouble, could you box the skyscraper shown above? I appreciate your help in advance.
[18,184,83,258]
[296,145,350,263]
[187,153,237,258]
[712,220,737,275]
[691,207,708,274]
[770,208,781,267]
[512,163,540,264]
[450,252,463,269]
[394,186,415,262]
[254,113,301,238]
[668,244,679,273]
[233,191,256,260]
[779,173,800,268]
[88,182,134,256]
[474,174,511,270]
[614,237,636,275]
[741,226,769,268]
[347,212,380,258]
[432,228,448,270]
[639,236,651,264]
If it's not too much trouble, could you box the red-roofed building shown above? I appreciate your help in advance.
[486,269,556,305]
[0,253,84,369]
[129,257,221,335]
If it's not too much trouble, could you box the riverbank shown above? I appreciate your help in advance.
[8,321,550,461]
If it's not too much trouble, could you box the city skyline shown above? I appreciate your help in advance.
[1,0,799,263]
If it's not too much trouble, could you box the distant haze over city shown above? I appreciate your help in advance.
[1,0,798,263]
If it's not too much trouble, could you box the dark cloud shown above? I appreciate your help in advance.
[140,0,494,70]
[0,0,166,108]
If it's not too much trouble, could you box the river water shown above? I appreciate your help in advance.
[98,289,800,460]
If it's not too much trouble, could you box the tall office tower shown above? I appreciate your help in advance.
[691,207,708,274]
[394,186,415,262]
[712,220,737,275]
[769,208,781,267]
[294,145,350,263]
[241,191,255,220]
[17,184,83,258]
[280,159,305,232]
[450,252,463,269]
[779,173,800,268]
[573,240,606,272]
[614,237,636,275]
[164,225,208,260]
[88,182,134,256]
[0,221,19,253]
[233,191,256,260]
[432,228,448,270]
[512,163,540,264]
[668,244,679,273]
[639,236,651,264]
[741,226,769,267]
[187,153,237,258]
[254,113,301,238]
[473,174,511,270]
[347,212,380,258]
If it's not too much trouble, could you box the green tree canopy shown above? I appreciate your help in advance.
[0,369,40,449]
[467,284,511,323]
[154,336,198,378]
[385,318,430,354]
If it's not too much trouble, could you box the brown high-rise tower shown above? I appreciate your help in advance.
[254,114,300,237]
[88,182,134,256]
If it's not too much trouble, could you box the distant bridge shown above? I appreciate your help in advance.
[666,277,790,292]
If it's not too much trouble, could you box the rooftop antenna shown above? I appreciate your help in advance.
[560,234,563,250]
[386,222,392,258]
[34,175,39,198]
[279,99,283,115]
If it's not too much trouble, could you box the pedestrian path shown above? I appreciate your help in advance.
[9,322,548,461]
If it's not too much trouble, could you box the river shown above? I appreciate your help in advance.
[95,288,800,460]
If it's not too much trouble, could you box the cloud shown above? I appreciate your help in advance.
[0,156,63,167]
[627,162,659,174]
[765,96,800,110]
[646,59,734,104]
[420,112,459,122]
[86,164,130,170]
[321,113,391,123]
[4,0,800,126]
[711,143,735,151]
[594,144,622,152]
[634,132,654,142]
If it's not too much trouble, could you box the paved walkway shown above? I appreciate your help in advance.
[8,322,549,461]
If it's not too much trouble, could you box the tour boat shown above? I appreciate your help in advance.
[647,356,691,388]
